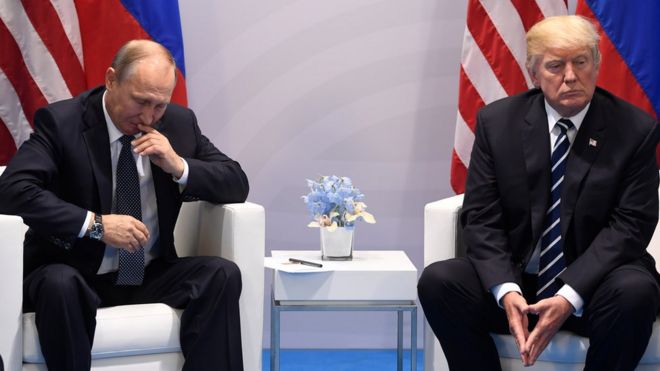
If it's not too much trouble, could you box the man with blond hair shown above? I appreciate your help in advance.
[419,15,660,370]
[0,40,249,371]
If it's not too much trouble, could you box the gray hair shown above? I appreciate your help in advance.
[111,39,176,82]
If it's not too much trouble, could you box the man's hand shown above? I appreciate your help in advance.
[523,296,573,365]
[101,214,149,252]
[134,123,184,178]
[502,292,530,365]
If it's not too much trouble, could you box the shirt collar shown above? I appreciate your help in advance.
[544,100,590,134]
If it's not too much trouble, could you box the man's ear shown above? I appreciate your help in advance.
[105,67,117,90]
[528,67,540,88]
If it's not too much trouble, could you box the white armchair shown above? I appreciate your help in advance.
[0,168,265,371]
[423,193,660,371]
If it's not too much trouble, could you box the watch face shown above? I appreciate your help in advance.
[90,226,103,240]
[90,216,103,240]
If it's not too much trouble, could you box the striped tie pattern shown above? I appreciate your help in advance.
[537,119,573,299]
[115,135,145,286]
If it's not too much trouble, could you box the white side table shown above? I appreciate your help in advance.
[269,250,418,371]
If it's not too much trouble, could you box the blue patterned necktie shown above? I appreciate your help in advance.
[115,135,145,285]
[537,119,573,300]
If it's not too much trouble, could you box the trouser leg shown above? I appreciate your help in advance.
[418,258,509,371]
[137,256,244,371]
[24,264,100,371]
[581,264,660,371]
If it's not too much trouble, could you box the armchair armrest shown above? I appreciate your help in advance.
[0,215,27,371]
[423,194,463,371]
[423,194,464,267]
[177,201,265,371]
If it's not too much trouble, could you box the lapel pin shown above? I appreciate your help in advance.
[589,138,598,147]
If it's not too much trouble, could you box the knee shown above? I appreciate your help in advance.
[418,261,460,304]
[593,271,660,322]
[27,264,91,308]
[35,264,85,295]
[206,257,242,295]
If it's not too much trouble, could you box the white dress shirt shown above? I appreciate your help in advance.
[77,91,189,274]
[491,100,589,316]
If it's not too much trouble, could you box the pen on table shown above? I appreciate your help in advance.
[289,258,323,268]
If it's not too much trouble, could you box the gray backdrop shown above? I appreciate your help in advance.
[179,0,467,349]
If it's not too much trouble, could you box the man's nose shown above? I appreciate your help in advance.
[140,106,155,125]
[563,64,577,84]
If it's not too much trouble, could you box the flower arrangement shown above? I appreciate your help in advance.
[302,175,376,231]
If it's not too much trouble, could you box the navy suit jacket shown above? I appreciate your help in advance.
[461,87,660,303]
[0,86,249,278]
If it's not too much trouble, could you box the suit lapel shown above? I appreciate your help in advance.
[561,95,606,242]
[522,94,552,247]
[81,88,113,214]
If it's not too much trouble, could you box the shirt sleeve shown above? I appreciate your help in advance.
[491,282,522,307]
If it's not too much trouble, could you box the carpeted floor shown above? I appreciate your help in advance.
[262,349,423,371]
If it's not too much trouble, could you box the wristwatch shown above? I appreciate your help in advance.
[88,213,104,241]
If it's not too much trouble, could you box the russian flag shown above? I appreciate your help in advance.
[76,0,188,106]
[576,0,660,164]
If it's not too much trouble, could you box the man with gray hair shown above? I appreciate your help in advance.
[0,39,249,371]
[419,15,660,370]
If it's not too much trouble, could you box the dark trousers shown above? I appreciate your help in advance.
[23,256,244,371]
[417,257,660,371]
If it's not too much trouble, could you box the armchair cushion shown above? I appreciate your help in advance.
[23,304,182,363]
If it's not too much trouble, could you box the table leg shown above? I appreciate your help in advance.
[397,310,403,371]
[271,297,280,371]
[411,307,417,371]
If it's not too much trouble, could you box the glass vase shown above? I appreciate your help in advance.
[320,227,354,260]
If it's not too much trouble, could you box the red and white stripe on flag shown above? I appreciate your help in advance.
[450,0,568,194]
[0,0,86,165]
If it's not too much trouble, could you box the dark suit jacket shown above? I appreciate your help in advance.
[461,87,660,303]
[0,86,249,278]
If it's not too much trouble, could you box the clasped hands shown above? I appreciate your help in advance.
[502,291,573,366]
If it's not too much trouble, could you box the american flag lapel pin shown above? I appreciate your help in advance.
[589,138,598,147]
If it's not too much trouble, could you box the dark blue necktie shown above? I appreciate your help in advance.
[537,119,573,299]
[115,135,144,285]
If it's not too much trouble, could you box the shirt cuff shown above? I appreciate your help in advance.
[78,211,93,238]
[557,284,584,317]
[491,282,522,308]
[173,158,189,187]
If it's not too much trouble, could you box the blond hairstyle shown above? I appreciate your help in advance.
[526,15,600,72]
[111,39,176,82]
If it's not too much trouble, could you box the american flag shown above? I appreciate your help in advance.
[0,0,187,166]
[450,0,568,194]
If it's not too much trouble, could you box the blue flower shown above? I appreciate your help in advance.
[303,175,376,228]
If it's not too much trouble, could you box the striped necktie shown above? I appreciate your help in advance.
[115,135,145,285]
[537,119,573,299]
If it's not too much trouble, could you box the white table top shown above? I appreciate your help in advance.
[269,250,416,272]
[270,250,418,302]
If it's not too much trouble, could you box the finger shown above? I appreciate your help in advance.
[524,326,549,364]
[133,229,149,247]
[133,220,150,240]
[137,123,156,133]
[525,302,543,315]
[133,142,156,157]
[132,137,157,153]
[528,336,550,365]
[124,240,136,253]
[509,321,528,356]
